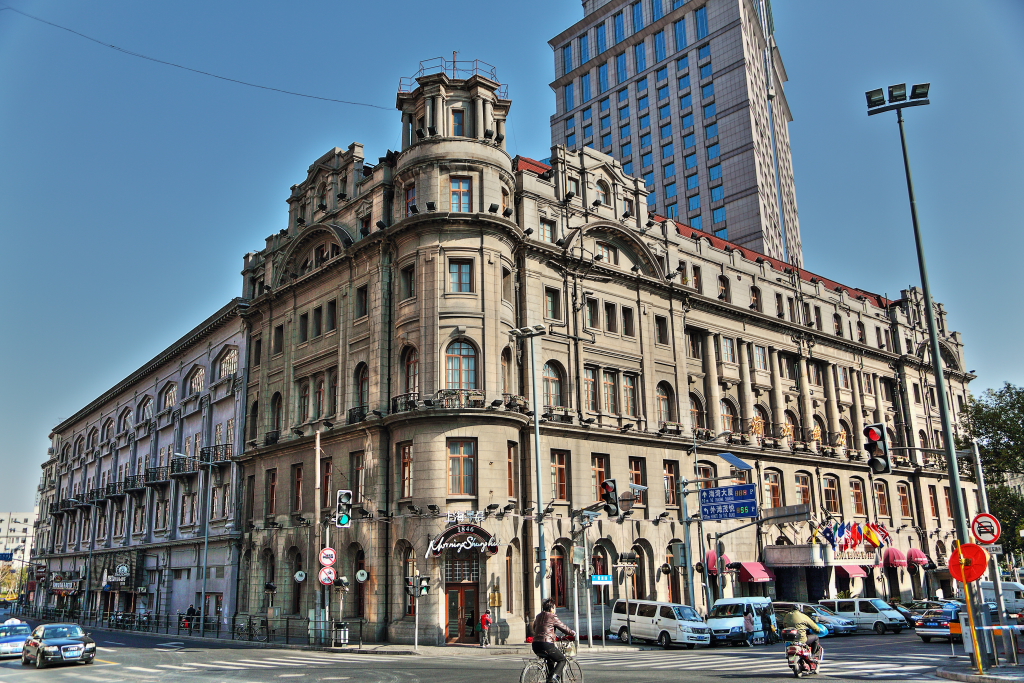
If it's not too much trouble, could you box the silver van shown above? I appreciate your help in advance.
[609,599,711,648]
[818,598,905,634]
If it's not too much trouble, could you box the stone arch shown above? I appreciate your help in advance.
[566,221,667,278]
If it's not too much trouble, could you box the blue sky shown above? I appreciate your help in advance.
[1,1,1021,511]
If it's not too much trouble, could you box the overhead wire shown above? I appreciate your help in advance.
[0,3,392,111]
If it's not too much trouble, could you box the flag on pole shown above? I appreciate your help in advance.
[863,524,882,547]
[876,523,893,546]
[821,523,837,550]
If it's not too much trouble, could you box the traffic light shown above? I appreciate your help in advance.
[418,576,430,596]
[336,489,353,528]
[864,423,892,474]
[405,576,417,597]
[599,479,620,516]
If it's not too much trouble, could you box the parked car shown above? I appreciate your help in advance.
[891,603,916,629]
[915,607,960,643]
[706,596,775,646]
[905,600,947,616]
[20,623,95,668]
[609,599,711,649]
[773,602,856,636]
[818,598,905,634]
[0,621,31,658]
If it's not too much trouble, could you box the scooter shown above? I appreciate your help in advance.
[781,627,825,678]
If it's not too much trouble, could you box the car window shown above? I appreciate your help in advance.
[613,601,626,614]
[813,605,836,616]
[774,603,795,613]
[861,602,879,614]
[44,625,84,638]
[836,601,855,612]
[869,599,892,611]
[660,606,676,619]
[801,606,817,616]
[0,625,30,637]
[628,602,638,615]
[674,606,701,622]
[637,603,657,618]
[709,603,744,618]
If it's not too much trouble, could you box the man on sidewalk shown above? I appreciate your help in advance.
[480,609,493,647]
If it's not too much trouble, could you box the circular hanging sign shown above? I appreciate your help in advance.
[319,547,337,567]
[971,513,1001,544]
[355,569,369,583]
[318,566,337,586]
[950,543,990,583]
[114,563,131,577]
[426,524,500,558]
[294,571,307,583]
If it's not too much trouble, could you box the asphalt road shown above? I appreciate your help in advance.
[0,621,965,683]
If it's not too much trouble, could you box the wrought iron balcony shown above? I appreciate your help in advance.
[170,457,199,476]
[105,480,125,497]
[200,444,233,465]
[390,392,420,414]
[86,488,106,504]
[435,389,486,409]
[59,499,76,511]
[48,501,63,515]
[503,394,529,414]
[347,406,368,424]
[124,475,145,491]
[144,466,170,485]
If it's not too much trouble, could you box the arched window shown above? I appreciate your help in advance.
[874,480,891,517]
[750,286,761,312]
[261,549,275,610]
[785,410,800,439]
[217,348,239,378]
[850,477,867,515]
[543,362,564,407]
[764,469,783,508]
[404,547,418,616]
[328,371,338,415]
[314,381,325,420]
[550,546,567,607]
[139,397,153,421]
[720,399,737,433]
[839,420,853,449]
[290,550,304,614]
[918,430,929,449]
[248,401,259,440]
[656,382,675,423]
[355,365,370,408]
[795,471,813,506]
[445,341,477,389]
[813,415,827,443]
[833,314,843,337]
[935,541,947,566]
[689,394,706,429]
[87,429,98,449]
[161,384,177,410]
[501,348,513,395]
[299,383,310,422]
[118,409,133,433]
[595,180,610,205]
[404,348,419,393]
[271,393,283,432]
[101,419,114,442]
[753,405,770,436]
[823,475,841,514]
[718,276,730,302]
[187,367,206,396]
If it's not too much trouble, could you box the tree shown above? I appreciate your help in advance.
[958,382,1024,484]
[985,486,1024,557]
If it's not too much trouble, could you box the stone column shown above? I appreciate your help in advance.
[475,97,484,139]
[871,374,883,424]
[425,96,433,132]
[497,119,506,150]
[401,113,410,149]
[737,340,755,428]
[768,347,784,437]
[484,98,494,135]
[823,363,841,443]
[851,370,865,449]
[797,356,813,440]
[434,96,443,136]
[703,331,722,433]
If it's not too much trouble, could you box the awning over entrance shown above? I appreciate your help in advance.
[907,548,929,566]
[835,565,867,579]
[706,550,732,573]
[738,562,773,583]
[882,548,908,568]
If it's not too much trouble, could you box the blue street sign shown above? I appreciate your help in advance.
[699,484,758,521]
[0,553,12,562]
[591,574,614,585]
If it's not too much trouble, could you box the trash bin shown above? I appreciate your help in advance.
[333,621,349,646]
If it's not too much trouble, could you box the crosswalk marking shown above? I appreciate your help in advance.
[124,666,163,673]
[189,662,249,670]
[154,664,196,670]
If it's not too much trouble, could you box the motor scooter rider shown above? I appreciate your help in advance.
[782,609,828,657]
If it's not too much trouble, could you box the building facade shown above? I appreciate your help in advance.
[231,58,975,646]
[549,0,803,266]
[33,301,248,620]
[1,511,35,598]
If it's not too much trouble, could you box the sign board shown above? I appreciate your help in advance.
[971,513,1001,544]
[950,543,989,583]
[0,553,12,562]
[355,569,369,583]
[591,574,613,585]
[717,452,754,471]
[425,524,499,558]
[319,547,337,567]
[699,484,758,521]
[293,571,307,583]
[761,504,813,525]
[985,544,1004,556]
[114,563,131,577]
[318,566,337,586]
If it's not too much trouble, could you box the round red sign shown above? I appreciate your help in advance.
[971,513,1001,544]
[319,547,337,566]
[318,566,337,586]
[950,543,990,583]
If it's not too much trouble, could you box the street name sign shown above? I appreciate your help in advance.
[699,484,758,521]
[591,574,613,585]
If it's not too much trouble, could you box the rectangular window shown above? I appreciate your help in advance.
[707,143,720,159]
[655,315,669,344]
[638,93,650,110]
[629,457,647,505]
[583,123,593,138]
[601,133,612,148]
[674,19,687,51]
[659,104,671,121]
[604,302,618,332]
[656,66,668,82]
[709,164,722,181]
[299,312,309,343]
[898,484,913,518]
[698,44,711,61]
[928,485,940,517]
[654,30,666,62]
[312,306,323,337]
[664,183,677,200]
[252,337,262,366]
[823,478,840,514]
[507,442,517,498]
[591,454,609,502]
[400,265,415,299]
[400,443,413,498]
[664,460,679,505]
[579,34,590,64]
[550,450,570,501]
[852,479,867,515]
[712,207,727,224]
[642,152,653,168]
[565,83,575,110]
[451,177,472,212]
[764,471,782,508]
[292,464,303,511]
[265,469,277,515]
[502,267,513,302]
[601,115,610,130]
[685,153,697,169]
[614,12,625,43]
[321,460,333,508]
[622,307,636,337]
[705,122,718,139]
[325,300,337,332]
[913,383,922,404]
[652,0,664,20]
[683,174,698,191]
[448,440,476,495]
[701,82,715,99]
[657,84,669,101]
[598,63,609,93]
[597,23,607,54]
[452,110,465,136]
[711,185,724,202]
[704,102,716,118]
[586,298,599,328]
[272,325,284,354]
[664,162,676,178]
[632,1,644,32]
[700,62,713,80]
[661,123,673,139]
[688,194,700,211]
[943,486,953,517]
[683,133,696,148]
[795,473,812,506]
[562,44,573,74]
[355,285,368,318]
[721,337,736,363]
[351,451,364,502]
[623,375,638,416]
[616,53,627,83]
[540,219,556,243]
[695,7,709,39]
[584,367,599,411]
[875,482,890,517]
[691,266,702,292]
[581,74,592,102]
[603,370,619,413]
[754,345,768,371]
[634,42,647,72]
[449,259,473,293]
[679,93,692,109]
[545,287,562,320]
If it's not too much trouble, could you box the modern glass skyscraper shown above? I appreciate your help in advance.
[549,0,803,266]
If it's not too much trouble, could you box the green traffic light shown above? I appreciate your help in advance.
[339,513,351,525]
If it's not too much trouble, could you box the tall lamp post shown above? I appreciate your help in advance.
[864,83,969,544]
[509,324,549,601]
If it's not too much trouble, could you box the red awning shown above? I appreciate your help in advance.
[836,565,868,578]
[907,548,929,566]
[706,550,732,574]
[883,548,908,568]
[738,562,773,583]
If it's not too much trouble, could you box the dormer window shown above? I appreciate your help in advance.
[595,181,610,205]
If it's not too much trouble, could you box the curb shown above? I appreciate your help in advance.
[936,666,1024,683]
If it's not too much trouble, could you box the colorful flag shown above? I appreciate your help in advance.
[863,524,882,547]
[821,524,837,550]
[876,523,893,546]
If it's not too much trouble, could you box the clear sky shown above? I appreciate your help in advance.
[1,1,1021,512]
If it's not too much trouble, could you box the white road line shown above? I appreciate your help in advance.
[154,664,199,670]
[102,641,124,645]
[242,659,306,666]
[320,678,350,681]
[96,647,117,652]
[278,675,306,678]
[124,666,164,673]
[188,662,249,670]
[212,660,275,668]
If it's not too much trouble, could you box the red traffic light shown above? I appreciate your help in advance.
[864,426,883,442]
[600,480,616,495]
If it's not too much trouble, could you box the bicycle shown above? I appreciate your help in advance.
[520,638,583,683]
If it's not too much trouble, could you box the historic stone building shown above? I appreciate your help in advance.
[231,58,977,646]
[34,301,247,620]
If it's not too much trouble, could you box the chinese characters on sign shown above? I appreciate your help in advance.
[698,484,758,521]
[445,510,487,524]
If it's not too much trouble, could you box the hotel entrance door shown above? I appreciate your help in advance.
[445,585,478,643]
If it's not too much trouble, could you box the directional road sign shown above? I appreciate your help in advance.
[699,484,758,521]
[0,553,12,562]
[318,566,337,586]
[971,513,1001,544]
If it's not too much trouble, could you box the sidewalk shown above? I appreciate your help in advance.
[937,666,1024,683]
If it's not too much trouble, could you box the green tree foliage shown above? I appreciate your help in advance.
[985,486,1024,556]
[958,383,1024,484]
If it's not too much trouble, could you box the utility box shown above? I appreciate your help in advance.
[267,606,281,619]
[333,621,349,646]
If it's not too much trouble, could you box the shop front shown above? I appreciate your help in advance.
[426,523,499,644]
[764,544,878,602]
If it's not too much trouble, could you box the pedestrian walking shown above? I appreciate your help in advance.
[761,607,775,645]
[743,606,755,647]
[480,609,493,647]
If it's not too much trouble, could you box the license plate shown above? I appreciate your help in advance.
[694,636,709,641]
[924,622,939,627]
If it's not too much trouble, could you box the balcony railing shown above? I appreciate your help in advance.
[391,392,420,414]
[200,444,233,464]
[105,481,125,497]
[263,430,280,447]
[170,457,199,476]
[435,389,486,409]
[124,475,145,491]
[59,499,76,512]
[145,467,170,485]
[542,406,573,423]
[347,406,368,424]
[48,501,63,515]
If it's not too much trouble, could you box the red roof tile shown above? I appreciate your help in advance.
[515,156,552,174]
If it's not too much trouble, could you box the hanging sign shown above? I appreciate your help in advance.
[426,524,500,558]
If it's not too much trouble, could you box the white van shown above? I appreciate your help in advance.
[980,582,1024,614]
[818,598,905,634]
[609,599,711,648]
[706,597,774,646]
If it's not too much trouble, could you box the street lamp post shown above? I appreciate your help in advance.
[509,325,549,601]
